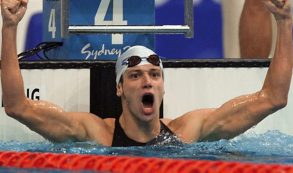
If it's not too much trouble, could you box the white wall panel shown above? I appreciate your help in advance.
[0,69,90,142]
[164,68,293,135]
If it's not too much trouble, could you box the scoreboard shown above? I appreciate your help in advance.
[43,0,155,60]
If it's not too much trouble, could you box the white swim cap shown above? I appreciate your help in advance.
[115,45,163,85]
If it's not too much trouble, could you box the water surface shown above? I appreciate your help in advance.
[1,130,293,164]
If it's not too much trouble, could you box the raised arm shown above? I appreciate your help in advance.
[239,0,273,58]
[196,0,292,141]
[0,0,110,144]
[1,0,29,115]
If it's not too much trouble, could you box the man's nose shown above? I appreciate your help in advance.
[142,74,152,88]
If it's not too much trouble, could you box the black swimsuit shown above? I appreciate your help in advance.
[112,118,183,147]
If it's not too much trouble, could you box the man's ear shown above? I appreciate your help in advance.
[116,83,123,97]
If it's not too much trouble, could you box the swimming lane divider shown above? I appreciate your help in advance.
[0,151,292,173]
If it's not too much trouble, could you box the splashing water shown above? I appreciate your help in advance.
[1,130,293,164]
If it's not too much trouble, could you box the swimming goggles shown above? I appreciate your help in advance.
[123,55,161,67]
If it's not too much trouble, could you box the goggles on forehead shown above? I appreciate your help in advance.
[122,55,161,67]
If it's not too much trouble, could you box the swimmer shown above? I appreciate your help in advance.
[1,0,292,147]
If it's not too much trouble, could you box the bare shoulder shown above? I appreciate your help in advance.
[76,113,115,131]
[164,108,216,125]
[103,117,116,130]
[161,108,216,143]
[72,112,115,145]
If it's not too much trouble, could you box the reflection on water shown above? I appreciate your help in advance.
[1,130,293,164]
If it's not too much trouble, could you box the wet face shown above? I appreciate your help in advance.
[116,64,164,121]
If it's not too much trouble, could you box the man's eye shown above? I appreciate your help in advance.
[130,73,139,79]
[151,72,161,78]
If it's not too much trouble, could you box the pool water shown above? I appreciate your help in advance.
[0,130,293,172]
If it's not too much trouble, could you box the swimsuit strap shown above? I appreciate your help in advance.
[147,121,182,146]
[159,120,173,134]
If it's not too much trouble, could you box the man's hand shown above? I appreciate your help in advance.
[271,0,286,8]
[1,0,28,27]
[264,0,292,21]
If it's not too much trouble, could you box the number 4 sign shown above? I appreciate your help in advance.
[95,0,127,44]
[43,0,155,60]
[48,9,56,39]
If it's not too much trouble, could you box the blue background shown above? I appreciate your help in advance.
[155,0,223,59]
[25,0,223,60]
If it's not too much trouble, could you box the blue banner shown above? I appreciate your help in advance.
[43,0,155,60]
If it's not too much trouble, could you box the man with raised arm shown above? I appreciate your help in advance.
[1,0,292,147]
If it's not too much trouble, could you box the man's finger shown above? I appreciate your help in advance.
[271,0,286,8]
[21,0,28,6]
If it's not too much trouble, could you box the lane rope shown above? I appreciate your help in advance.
[0,151,292,172]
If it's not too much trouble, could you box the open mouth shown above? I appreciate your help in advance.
[142,93,154,107]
